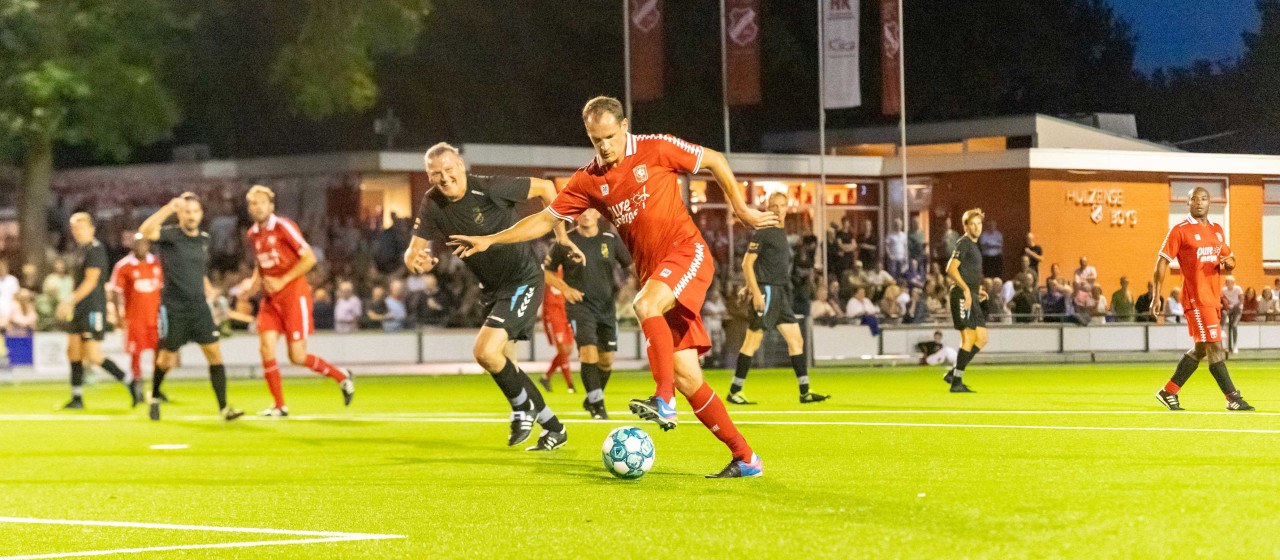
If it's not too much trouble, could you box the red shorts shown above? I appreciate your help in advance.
[1185,306,1223,343]
[647,241,714,354]
[126,322,158,354]
[259,285,314,342]
[542,305,572,346]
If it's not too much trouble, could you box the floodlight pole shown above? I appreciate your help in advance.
[623,0,633,122]
[720,0,731,153]
[898,0,909,254]
[817,0,829,293]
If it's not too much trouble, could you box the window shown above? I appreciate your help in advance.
[1264,183,1280,263]
[1169,179,1227,233]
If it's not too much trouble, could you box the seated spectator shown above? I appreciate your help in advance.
[382,280,408,332]
[1044,263,1062,291]
[8,288,37,337]
[982,278,1003,323]
[312,288,335,331]
[1000,276,1015,308]
[1041,279,1067,323]
[1110,276,1135,322]
[845,286,880,334]
[1261,287,1278,322]
[1135,281,1155,322]
[917,330,958,367]
[1072,283,1095,325]
[363,285,388,330]
[880,279,904,322]
[1092,285,1107,323]
[43,257,74,303]
[1009,277,1038,323]
[35,283,59,331]
[1242,287,1259,322]
[904,258,926,290]
[867,261,894,300]
[418,273,453,327]
[904,287,929,324]
[334,281,362,334]
[925,281,948,321]
[810,284,843,326]
[1166,288,1185,322]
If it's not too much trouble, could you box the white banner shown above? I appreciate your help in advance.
[822,0,862,109]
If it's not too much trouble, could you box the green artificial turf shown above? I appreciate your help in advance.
[0,361,1277,559]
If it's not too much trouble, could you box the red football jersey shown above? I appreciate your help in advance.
[543,270,565,310]
[1159,215,1232,309]
[548,133,705,281]
[247,214,311,292]
[109,253,162,325]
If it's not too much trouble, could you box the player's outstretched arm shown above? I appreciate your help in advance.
[448,208,559,258]
[530,178,585,263]
[1150,257,1169,318]
[138,196,186,241]
[701,149,778,229]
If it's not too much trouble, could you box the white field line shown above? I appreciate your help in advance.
[0,517,404,560]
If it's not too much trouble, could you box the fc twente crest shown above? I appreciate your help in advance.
[632,164,649,184]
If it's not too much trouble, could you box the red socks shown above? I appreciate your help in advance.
[559,354,573,385]
[304,354,346,382]
[130,353,142,382]
[545,352,568,380]
[263,359,285,408]
[1164,381,1181,395]
[641,316,676,402]
[684,382,753,461]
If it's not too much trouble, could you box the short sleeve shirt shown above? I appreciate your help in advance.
[747,227,792,286]
[155,226,211,311]
[73,239,110,311]
[1159,215,1230,309]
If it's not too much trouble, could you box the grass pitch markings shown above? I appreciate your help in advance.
[0,517,405,560]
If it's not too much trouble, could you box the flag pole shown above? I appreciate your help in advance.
[720,0,731,153]
[817,0,829,295]
[897,0,908,249]
[623,0,633,122]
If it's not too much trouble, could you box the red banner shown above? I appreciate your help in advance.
[725,0,761,106]
[880,0,902,115]
[629,0,664,103]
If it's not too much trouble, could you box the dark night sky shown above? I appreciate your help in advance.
[1112,0,1260,72]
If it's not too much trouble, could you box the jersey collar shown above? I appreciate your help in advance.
[1186,214,1210,225]
[250,214,279,235]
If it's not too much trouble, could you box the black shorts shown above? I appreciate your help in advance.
[481,279,542,342]
[567,304,618,352]
[749,283,798,331]
[949,285,987,331]
[159,304,220,352]
[68,305,106,341]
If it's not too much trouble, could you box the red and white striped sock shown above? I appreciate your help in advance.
[304,354,346,382]
[262,359,285,408]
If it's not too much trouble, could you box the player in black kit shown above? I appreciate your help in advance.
[138,193,245,421]
[543,208,632,419]
[60,213,139,409]
[728,192,829,404]
[405,142,583,451]
[944,208,988,393]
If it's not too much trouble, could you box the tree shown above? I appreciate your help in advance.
[0,0,184,267]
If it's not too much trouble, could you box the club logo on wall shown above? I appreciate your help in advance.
[728,8,758,47]
[632,0,660,33]
[1090,205,1104,224]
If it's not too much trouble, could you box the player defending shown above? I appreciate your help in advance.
[138,193,245,421]
[728,192,829,405]
[108,235,163,399]
[543,208,632,419]
[1152,187,1253,411]
[538,274,576,393]
[450,96,778,477]
[943,209,986,393]
[245,185,354,416]
[405,143,579,451]
[60,213,138,409]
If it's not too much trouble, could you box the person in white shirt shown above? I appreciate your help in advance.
[332,281,363,334]
[1073,256,1097,288]
[1092,285,1107,322]
[0,261,18,366]
[1166,288,1185,322]
[885,218,908,277]
[918,330,958,367]
[1221,275,1244,352]
[845,287,878,318]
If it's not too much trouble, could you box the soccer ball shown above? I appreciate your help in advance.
[602,426,655,479]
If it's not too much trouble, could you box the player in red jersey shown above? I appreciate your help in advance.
[108,235,162,395]
[1151,186,1253,411]
[539,272,576,393]
[244,185,354,416]
[450,96,778,478]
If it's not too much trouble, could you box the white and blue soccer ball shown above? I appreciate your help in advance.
[602,426,655,479]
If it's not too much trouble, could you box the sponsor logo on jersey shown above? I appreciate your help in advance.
[632,164,649,183]
[601,243,609,259]
[1196,245,1220,264]
[601,182,610,196]
[473,207,485,225]
[660,269,672,278]
[607,185,650,227]
[1194,234,1201,241]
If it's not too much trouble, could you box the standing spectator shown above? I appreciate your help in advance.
[1110,276,1135,322]
[1091,286,1108,323]
[940,216,961,265]
[43,257,74,304]
[312,287,335,331]
[1241,287,1259,323]
[835,217,857,273]
[1166,288,1185,322]
[0,260,18,328]
[1135,281,1155,322]
[907,215,926,265]
[9,288,37,337]
[1018,256,1038,289]
[1221,275,1244,352]
[978,218,1004,278]
[35,283,59,331]
[856,218,878,271]
[333,281,362,334]
[382,280,407,332]
[885,218,907,277]
[1024,232,1043,277]
[1073,257,1097,288]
